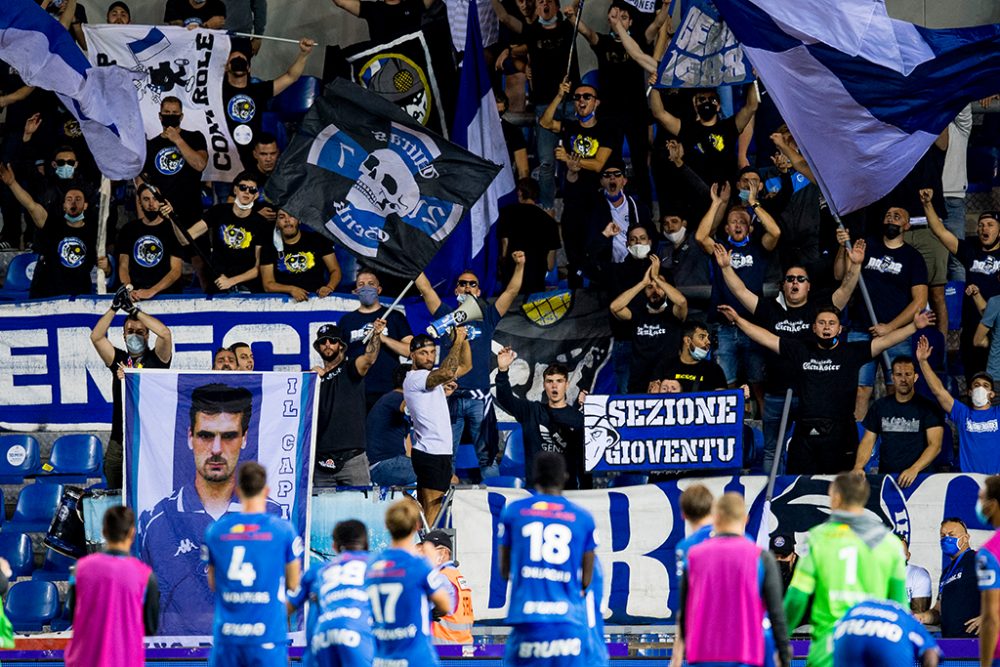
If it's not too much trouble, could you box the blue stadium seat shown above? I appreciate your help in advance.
[482,475,525,489]
[32,548,75,582]
[260,111,289,150]
[455,443,479,472]
[5,580,59,632]
[40,434,103,484]
[499,425,525,478]
[0,434,41,483]
[0,533,34,579]
[50,600,73,632]
[0,252,39,301]
[7,483,63,534]
[271,75,320,124]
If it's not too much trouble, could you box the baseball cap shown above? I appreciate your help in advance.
[979,211,1000,223]
[422,530,453,552]
[315,324,344,346]
[769,533,795,556]
[409,333,436,353]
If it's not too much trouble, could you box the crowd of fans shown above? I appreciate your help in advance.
[2,0,1000,516]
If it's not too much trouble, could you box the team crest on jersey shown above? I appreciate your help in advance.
[228,94,256,123]
[281,251,315,273]
[57,237,87,268]
[155,147,185,175]
[134,235,164,267]
[221,224,252,249]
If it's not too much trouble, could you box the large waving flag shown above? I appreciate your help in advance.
[425,0,515,295]
[0,0,145,179]
[655,0,754,88]
[713,0,1000,215]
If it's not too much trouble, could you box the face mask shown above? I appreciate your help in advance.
[884,223,903,240]
[941,535,961,558]
[628,244,650,260]
[665,229,685,244]
[356,285,379,307]
[456,293,468,304]
[604,190,623,204]
[577,111,596,123]
[691,345,709,361]
[160,114,181,129]
[55,164,75,179]
[538,14,557,26]
[778,560,794,588]
[696,101,717,121]
[65,211,85,223]
[977,498,992,526]
[234,199,254,211]
[125,334,146,356]
[229,57,249,73]
[815,334,838,349]
[972,386,992,408]
[141,208,159,221]
[728,234,749,248]
[738,189,751,204]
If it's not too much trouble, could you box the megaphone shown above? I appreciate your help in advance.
[426,297,484,337]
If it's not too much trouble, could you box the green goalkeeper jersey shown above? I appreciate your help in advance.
[784,515,907,667]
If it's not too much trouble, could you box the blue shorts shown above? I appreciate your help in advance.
[504,623,587,667]
[209,643,287,667]
[306,627,374,667]
[833,635,914,667]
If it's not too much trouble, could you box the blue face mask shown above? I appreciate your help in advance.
[537,14,557,25]
[977,498,992,526]
[691,345,710,361]
[576,111,595,123]
[941,535,961,558]
[356,285,379,307]
[65,211,85,223]
[55,164,75,180]
[738,189,751,204]
[728,234,750,248]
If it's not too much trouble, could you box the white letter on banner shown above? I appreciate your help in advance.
[0,330,51,405]
[170,326,214,369]
[58,328,114,403]
[589,485,674,619]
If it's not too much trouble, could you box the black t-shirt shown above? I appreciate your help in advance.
[366,391,408,464]
[710,235,769,320]
[652,357,727,393]
[497,202,560,294]
[164,0,226,26]
[502,119,526,174]
[591,34,647,117]
[316,359,367,457]
[940,549,981,638]
[659,232,710,287]
[852,237,927,329]
[260,229,333,292]
[522,20,578,104]
[957,240,1000,326]
[561,119,620,190]
[109,348,170,443]
[781,339,872,420]
[201,204,268,284]
[115,219,182,292]
[754,298,816,394]
[143,132,207,224]
[32,214,96,298]
[358,0,425,44]
[861,394,944,473]
[628,302,684,393]
[678,116,739,187]
[222,80,274,167]
[337,307,412,398]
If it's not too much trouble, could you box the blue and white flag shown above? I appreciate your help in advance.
[655,0,754,88]
[426,0,514,294]
[713,0,1000,215]
[0,0,145,179]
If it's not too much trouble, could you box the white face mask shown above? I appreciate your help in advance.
[665,229,685,244]
[972,386,992,408]
[628,244,651,260]
[235,199,254,211]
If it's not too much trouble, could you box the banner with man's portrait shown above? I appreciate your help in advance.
[123,369,317,641]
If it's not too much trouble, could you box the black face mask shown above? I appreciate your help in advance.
[141,208,159,221]
[884,223,903,240]
[815,333,838,349]
[160,114,181,128]
[230,57,249,74]
[778,560,794,589]
[696,101,718,121]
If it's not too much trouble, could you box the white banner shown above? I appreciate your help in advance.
[83,24,242,181]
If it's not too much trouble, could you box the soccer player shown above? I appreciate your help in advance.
[203,462,302,666]
[976,474,1000,667]
[288,519,373,667]
[499,451,597,666]
[784,473,907,667]
[366,500,452,667]
[833,599,939,667]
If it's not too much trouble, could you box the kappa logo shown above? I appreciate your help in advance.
[175,538,197,556]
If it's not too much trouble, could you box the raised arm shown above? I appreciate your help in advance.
[273,39,315,96]
[831,231,865,311]
[717,304,781,354]
[354,319,385,377]
[0,164,47,228]
[563,4,597,45]
[649,88,682,137]
[871,309,934,358]
[490,0,523,34]
[645,3,672,46]
[713,244,759,313]
[495,251,525,316]
[733,82,759,134]
[920,188,959,255]
[539,80,569,133]
[425,327,467,389]
[138,310,173,363]
[414,272,443,315]
[89,307,119,366]
[915,335,954,413]
[694,182,730,255]
[609,14,659,75]
[652,268,688,321]
[748,187,780,252]
[609,271,649,321]
[771,131,815,185]
[331,0,362,17]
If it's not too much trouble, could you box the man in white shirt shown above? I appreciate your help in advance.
[403,331,472,525]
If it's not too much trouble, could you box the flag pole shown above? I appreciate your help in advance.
[362,279,415,343]
[565,0,586,80]
[95,176,111,295]
[756,387,793,547]
[231,32,307,45]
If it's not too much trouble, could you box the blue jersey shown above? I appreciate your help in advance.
[290,551,374,667]
[585,557,608,666]
[137,484,282,635]
[202,511,301,645]
[498,493,597,627]
[668,524,712,619]
[832,599,938,667]
[365,548,443,666]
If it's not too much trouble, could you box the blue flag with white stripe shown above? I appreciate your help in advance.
[426,0,514,295]
[655,0,754,88]
[0,0,145,179]
[713,0,1000,215]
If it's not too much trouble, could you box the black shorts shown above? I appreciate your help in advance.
[411,449,452,492]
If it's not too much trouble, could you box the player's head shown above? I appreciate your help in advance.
[409,334,438,371]
[333,519,369,553]
[188,384,253,485]
[533,451,568,493]
[385,499,422,541]
[102,505,136,547]
[679,484,713,524]
[828,472,869,511]
[420,530,453,567]
[940,517,970,559]
[712,492,746,533]
[236,461,268,501]
[229,342,254,371]
[979,476,1000,529]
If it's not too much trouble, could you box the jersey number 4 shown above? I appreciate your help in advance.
[522,521,572,565]
[227,546,258,587]
[367,583,404,624]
